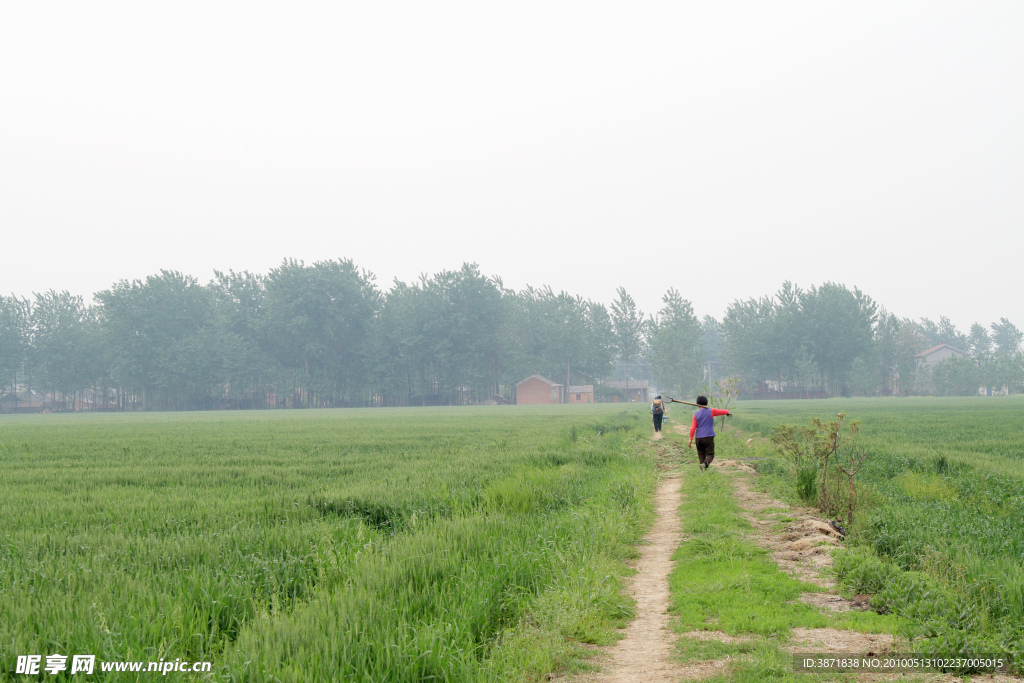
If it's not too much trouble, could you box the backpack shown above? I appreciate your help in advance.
[652,400,664,415]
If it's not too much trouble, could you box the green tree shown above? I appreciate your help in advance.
[874,310,901,395]
[262,259,380,407]
[419,264,506,404]
[968,323,992,357]
[847,357,876,396]
[209,270,284,408]
[799,283,877,396]
[931,356,981,396]
[920,316,968,350]
[990,318,1023,357]
[503,286,612,397]
[989,352,1024,394]
[373,264,506,406]
[0,295,31,400]
[610,287,645,387]
[648,288,704,397]
[722,296,776,395]
[793,346,820,397]
[772,281,805,386]
[700,315,722,383]
[581,302,616,384]
[30,290,96,408]
[96,271,212,410]
[894,320,929,394]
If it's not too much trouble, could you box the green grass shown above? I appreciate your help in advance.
[731,396,1024,673]
[0,405,657,681]
[669,469,830,637]
[735,395,1024,478]
[664,437,900,682]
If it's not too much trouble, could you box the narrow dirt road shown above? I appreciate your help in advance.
[573,472,686,682]
[568,426,1022,682]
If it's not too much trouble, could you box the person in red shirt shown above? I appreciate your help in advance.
[688,395,732,470]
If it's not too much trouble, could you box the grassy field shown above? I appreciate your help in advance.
[732,396,1024,670]
[665,454,901,683]
[5,397,1023,680]
[0,405,656,681]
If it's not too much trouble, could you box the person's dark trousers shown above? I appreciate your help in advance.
[653,414,663,432]
[696,436,715,468]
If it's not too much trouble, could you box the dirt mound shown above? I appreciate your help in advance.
[724,472,842,588]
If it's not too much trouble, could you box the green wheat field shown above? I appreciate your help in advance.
[0,406,656,681]
[3,397,1024,680]
[734,396,1024,668]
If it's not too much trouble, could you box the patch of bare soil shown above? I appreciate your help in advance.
[722,467,842,589]
[799,591,861,613]
[787,626,894,654]
[570,474,693,682]
[669,423,689,436]
[677,630,752,644]
[719,465,900,662]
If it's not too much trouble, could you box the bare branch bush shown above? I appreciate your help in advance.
[770,412,864,517]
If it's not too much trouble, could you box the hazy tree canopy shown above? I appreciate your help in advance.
[991,318,1023,356]
[0,295,31,391]
[920,315,969,350]
[610,287,645,382]
[648,288,704,397]
[700,315,722,376]
[800,283,877,395]
[2,266,1023,409]
[30,290,93,398]
[261,259,380,407]
[874,309,901,395]
[96,270,212,409]
[722,295,778,387]
[969,323,992,357]
[722,283,879,397]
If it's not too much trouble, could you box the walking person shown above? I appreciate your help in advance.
[688,395,732,469]
[651,395,666,433]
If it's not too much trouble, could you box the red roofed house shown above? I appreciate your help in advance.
[516,374,565,405]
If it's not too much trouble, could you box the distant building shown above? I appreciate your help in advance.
[915,344,969,393]
[0,390,49,413]
[605,380,650,403]
[567,385,594,404]
[516,375,565,405]
[916,344,968,370]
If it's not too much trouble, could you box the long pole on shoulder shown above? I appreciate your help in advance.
[665,396,732,412]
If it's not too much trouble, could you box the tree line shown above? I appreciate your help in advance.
[720,282,1023,398]
[1,262,1021,411]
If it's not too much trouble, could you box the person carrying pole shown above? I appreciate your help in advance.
[688,395,732,470]
[651,395,666,433]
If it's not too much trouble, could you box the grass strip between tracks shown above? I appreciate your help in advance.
[666,433,902,682]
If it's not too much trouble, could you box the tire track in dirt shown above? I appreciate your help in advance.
[714,460,1023,683]
[717,462,904,663]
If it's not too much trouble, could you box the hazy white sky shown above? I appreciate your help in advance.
[2,2,1021,331]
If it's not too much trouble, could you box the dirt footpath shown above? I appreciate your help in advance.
[565,431,1020,682]
[570,472,688,682]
